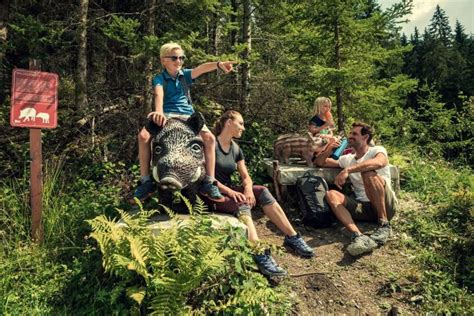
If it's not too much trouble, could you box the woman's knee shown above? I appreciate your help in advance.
[254,186,276,206]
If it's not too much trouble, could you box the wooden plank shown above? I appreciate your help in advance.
[264,158,400,194]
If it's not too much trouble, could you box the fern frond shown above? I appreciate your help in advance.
[127,235,148,268]
[159,204,175,218]
[193,196,208,215]
[126,286,146,305]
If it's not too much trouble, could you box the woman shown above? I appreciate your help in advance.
[203,110,314,277]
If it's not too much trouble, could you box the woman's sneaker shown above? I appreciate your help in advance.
[253,249,287,277]
[199,181,225,202]
[347,233,378,256]
[132,180,155,202]
[283,233,315,258]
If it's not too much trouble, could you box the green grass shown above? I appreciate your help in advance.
[392,148,474,313]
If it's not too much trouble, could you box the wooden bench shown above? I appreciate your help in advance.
[263,158,400,202]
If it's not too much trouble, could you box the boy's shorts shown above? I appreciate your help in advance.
[344,180,397,222]
[165,113,211,133]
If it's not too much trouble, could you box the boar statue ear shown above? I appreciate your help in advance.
[145,119,163,136]
[187,111,205,135]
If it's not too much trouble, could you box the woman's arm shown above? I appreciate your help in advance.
[236,160,256,207]
[215,181,246,203]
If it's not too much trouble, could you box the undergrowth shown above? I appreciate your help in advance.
[1,156,291,315]
[390,148,473,314]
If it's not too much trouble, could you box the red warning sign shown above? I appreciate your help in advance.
[10,68,58,129]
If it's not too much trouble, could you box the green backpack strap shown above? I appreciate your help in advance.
[178,74,193,105]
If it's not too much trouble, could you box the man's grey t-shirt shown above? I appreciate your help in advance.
[215,140,244,186]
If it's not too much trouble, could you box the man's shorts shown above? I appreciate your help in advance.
[166,113,211,133]
[344,179,398,222]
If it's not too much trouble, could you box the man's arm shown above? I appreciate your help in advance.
[345,152,388,174]
[314,139,340,168]
[192,61,237,79]
[334,152,388,188]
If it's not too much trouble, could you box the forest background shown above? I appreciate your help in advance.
[0,0,472,314]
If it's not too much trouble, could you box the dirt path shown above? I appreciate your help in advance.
[252,197,422,315]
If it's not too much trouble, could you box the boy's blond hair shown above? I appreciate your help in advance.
[160,42,183,58]
[313,97,332,115]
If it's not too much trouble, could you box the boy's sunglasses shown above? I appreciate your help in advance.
[164,55,186,62]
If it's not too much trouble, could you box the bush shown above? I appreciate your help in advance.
[395,149,474,313]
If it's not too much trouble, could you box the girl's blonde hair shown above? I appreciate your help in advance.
[160,42,183,58]
[313,97,332,115]
[214,110,242,136]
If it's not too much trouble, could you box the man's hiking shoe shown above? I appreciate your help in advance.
[284,233,315,258]
[347,233,378,256]
[199,181,225,202]
[370,223,392,245]
[132,180,155,202]
[253,249,287,277]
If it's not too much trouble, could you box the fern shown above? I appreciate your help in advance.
[88,202,291,314]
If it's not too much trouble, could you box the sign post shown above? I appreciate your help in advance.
[10,60,58,243]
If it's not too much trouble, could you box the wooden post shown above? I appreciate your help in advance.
[272,160,282,202]
[29,58,43,243]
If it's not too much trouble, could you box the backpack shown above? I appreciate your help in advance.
[295,172,334,228]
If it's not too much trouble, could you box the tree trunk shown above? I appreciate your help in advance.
[240,0,251,112]
[334,18,344,132]
[208,12,218,55]
[230,0,239,89]
[143,0,157,116]
[0,0,10,103]
[75,0,89,111]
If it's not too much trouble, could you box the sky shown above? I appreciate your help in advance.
[380,0,474,36]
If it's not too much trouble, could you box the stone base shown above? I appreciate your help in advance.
[118,212,247,237]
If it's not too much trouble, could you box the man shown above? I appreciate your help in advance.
[315,122,398,256]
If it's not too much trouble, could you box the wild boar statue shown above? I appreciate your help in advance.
[145,112,206,210]
[274,133,328,166]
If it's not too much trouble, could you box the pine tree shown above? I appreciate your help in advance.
[429,5,452,47]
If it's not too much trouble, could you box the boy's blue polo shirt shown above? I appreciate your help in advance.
[152,69,194,115]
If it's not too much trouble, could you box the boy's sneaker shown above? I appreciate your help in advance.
[133,180,155,202]
[370,223,392,245]
[347,233,378,256]
[253,249,287,277]
[199,181,225,202]
[283,233,315,258]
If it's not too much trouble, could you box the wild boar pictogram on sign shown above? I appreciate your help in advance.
[10,69,58,129]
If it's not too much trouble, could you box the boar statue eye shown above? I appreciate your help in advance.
[190,142,202,153]
[154,145,163,155]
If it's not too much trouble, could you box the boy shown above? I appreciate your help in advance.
[134,42,236,202]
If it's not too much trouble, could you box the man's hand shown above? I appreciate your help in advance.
[147,111,166,126]
[218,61,238,73]
[327,137,340,150]
[335,168,349,189]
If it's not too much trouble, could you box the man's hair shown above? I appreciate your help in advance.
[352,122,373,144]
[160,42,183,58]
